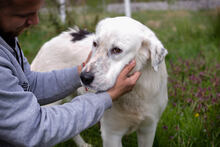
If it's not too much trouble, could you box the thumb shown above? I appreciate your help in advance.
[85,51,92,64]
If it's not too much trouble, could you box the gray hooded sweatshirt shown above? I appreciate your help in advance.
[0,36,112,147]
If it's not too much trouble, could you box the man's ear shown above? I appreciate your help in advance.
[141,37,168,71]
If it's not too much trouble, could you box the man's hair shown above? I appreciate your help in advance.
[0,0,13,8]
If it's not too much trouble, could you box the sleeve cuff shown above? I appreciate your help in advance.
[72,66,82,88]
[96,92,112,110]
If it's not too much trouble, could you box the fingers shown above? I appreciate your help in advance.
[79,51,92,74]
[85,51,92,64]
[107,60,141,101]
[128,72,141,85]
[120,60,136,76]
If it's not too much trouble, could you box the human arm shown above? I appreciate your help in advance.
[23,56,82,105]
[26,51,93,105]
[0,56,112,146]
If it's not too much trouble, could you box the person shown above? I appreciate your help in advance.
[0,0,141,146]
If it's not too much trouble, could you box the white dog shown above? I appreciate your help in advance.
[31,16,168,147]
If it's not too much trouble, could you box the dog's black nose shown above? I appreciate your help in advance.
[80,72,94,85]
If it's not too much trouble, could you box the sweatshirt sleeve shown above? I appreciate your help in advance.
[23,57,82,105]
[0,57,112,147]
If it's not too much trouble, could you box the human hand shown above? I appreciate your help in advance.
[77,51,92,74]
[107,60,141,101]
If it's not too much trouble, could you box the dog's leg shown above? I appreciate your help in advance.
[137,122,157,147]
[101,112,129,147]
[73,135,92,147]
[101,129,123,147]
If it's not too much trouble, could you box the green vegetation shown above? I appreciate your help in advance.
[19,7,220,147]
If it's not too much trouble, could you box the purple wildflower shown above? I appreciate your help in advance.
[172,102,177,107]
[169,136,174,140]
[186,98,193,103]
[163,125,168,130]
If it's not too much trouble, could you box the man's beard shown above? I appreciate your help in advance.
[13,24,30,37]
[0,24,30,38]
[0,29,18,38]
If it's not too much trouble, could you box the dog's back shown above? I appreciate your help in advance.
[31,28,94,72]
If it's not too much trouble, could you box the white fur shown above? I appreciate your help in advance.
[31,16,168,147]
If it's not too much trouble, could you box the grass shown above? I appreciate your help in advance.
[19,7,220,147]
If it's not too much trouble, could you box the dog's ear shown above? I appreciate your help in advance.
[141,37,168,71]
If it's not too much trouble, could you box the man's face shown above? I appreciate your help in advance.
[0,0,44,37]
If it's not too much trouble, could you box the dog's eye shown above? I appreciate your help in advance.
[93,41,97,47]
[111,47,122,54]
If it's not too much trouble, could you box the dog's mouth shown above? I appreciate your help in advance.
[80,83,107,92]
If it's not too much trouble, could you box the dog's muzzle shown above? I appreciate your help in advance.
[80,71,94,86]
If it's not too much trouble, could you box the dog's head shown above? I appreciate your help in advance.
[80,16,167,91]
